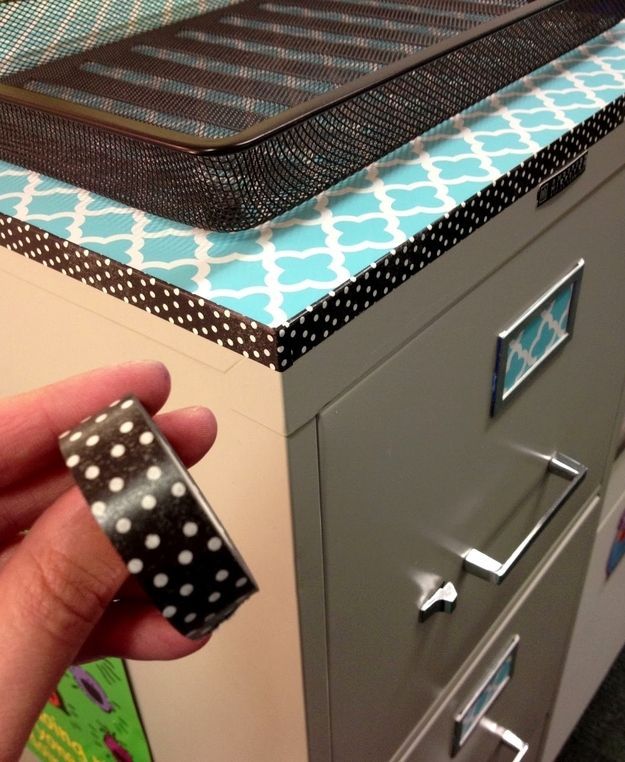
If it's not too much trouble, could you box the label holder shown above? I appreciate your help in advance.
[452,634,521,755]
[491,260,584,416]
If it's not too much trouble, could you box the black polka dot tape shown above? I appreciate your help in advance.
[58,395,258,639]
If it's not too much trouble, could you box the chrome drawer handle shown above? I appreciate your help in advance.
[480,718,529,760]
[418,581,458,622]
[464,452,587,584]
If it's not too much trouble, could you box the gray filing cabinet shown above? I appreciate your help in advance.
[317,155,625,761]
[4,98,625,762]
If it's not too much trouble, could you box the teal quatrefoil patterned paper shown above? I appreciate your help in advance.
[0,23,624,369]
[504,283,575,396]
[492,262,583,415]
[0,22,624,328]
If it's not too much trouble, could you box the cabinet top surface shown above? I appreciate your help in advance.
[1,20,624,369]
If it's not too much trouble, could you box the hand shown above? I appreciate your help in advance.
[0,361,217,760]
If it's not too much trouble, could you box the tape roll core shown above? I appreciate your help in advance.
[59,395,257,639]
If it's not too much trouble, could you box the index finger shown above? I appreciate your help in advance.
[0,361,171,490]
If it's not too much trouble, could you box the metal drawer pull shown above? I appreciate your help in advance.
[464,452,587,584]
[418,581,458,622]
[480,717,529,760]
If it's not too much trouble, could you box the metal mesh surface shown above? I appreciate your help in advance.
[0,0,623,230]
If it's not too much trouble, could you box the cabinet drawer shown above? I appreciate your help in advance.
[317,168,625,761]
[397,496,600,762]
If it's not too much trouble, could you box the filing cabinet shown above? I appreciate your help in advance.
[3,40,625,762]
[318,163,625,761]
[5,151,625,761]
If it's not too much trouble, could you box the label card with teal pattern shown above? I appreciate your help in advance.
[452,635,520,755]
[491,260,584,416]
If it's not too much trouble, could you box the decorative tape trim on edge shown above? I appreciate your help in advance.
[1,97,624,371]
[59,395,258,639]
[0,225,279,367]
[275,98,625,369]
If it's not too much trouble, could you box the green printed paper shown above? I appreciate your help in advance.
[28,659,152,762]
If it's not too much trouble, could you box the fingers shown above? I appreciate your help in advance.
[0,399,217,757]
[0,405,217,541]
[154,405,218,465]
[0,361,171,490]
[76,602,209,663]
[0,467,73,540]
[0,488,127,759]
[0,485,212,757]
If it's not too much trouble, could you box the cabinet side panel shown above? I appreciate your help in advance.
[1,260,309,762]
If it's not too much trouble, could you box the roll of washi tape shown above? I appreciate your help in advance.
[59,395,258,639]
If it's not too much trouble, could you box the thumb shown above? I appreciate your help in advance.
[0,487,127,761]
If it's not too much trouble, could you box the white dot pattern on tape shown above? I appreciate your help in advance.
[153,573,168,588]
[109,477,124,493]
[171,481,186,497]
[58,394,257,639]
[141,494,157,510]
[91,501,106,518]
[116,517,132,533]
[147,465,161,481]
[178,550,193,565]
[128,558,143,574]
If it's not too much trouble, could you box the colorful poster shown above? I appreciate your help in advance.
[28,659,152,762]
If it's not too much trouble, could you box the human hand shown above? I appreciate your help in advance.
[0,361,217,760]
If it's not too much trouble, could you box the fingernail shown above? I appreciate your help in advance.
[119,360,170,382]
[178,406,218,435]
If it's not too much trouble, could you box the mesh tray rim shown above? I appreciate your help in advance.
[0,0,573,155]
